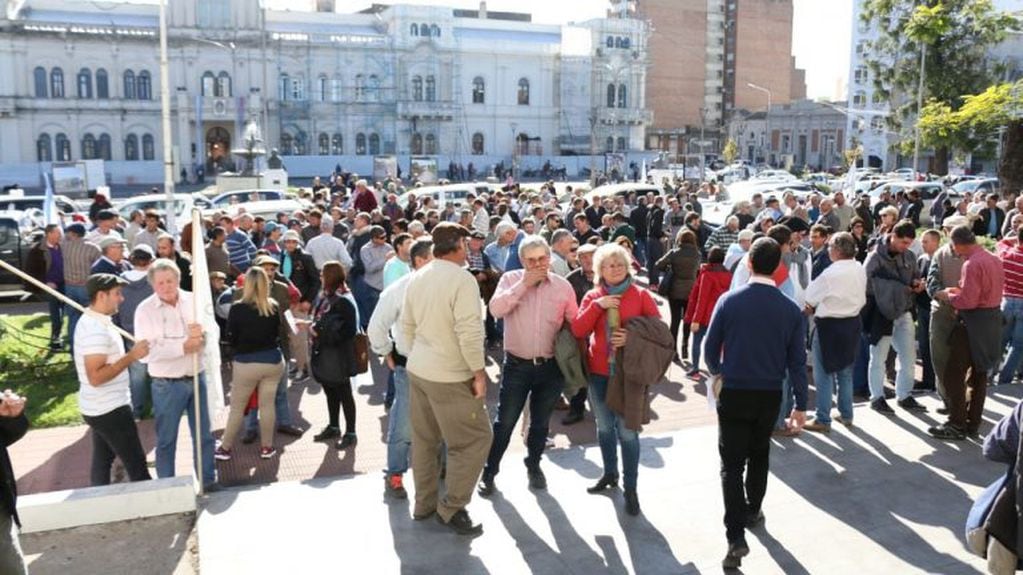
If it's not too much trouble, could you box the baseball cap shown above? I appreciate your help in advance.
[98,236,128,250]
[86,273,128,299]
[431,222,471,251]
[470,230,486,240]
[282,230,302,243]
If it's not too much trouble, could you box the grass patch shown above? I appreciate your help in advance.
[0,314,81,428]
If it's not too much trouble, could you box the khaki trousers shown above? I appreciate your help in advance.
[222,360,285,449]
[289,309,310,371]
[929,305,956,401]
[409,372,493,521]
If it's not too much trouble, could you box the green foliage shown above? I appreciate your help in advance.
[722,139,739,165]
[917,80,1023,155]
[0,314,80,428]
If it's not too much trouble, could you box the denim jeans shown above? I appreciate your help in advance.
[633,238,647,269]
[646,237,664,286]
[1000,297,1023,385]
[151,374,216,486]
[45,285,64,342]
[244,369,292,433]
[811,332,854,425]
[589,373,640,490]
[351,276,379,330]
[773,374,794,430]
[127,342,150,419]
[868,312,916,402]
[691,329,706,371]
[386,366,412,475]
[483,359,563,479]
[65,284,89,355]
[916,302,935,389]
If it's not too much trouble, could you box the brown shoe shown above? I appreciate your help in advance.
[772,426,801,438]
[803,419,831,433]
[834,415,854,428]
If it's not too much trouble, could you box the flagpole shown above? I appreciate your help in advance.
[0,258,135,341]
[191,208,204,496]
[159,0,176,236]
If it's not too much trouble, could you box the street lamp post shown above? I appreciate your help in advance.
[158,0,175,234]
[746,82,772,114]
[510,122,517,181]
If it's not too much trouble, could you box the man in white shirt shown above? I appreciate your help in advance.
[803,232,867,432]
[549,229,574,277]
[368,238,434,500]
[85,210,123,245]
[74,274,151,486]
[305,219,353,271]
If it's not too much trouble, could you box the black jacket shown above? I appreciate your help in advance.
[974,206,1007,239]
[0,414,28,526]
[310,292,358,387]
[629,204,649,239]
[282,248,319,303]
[647,206,665,240]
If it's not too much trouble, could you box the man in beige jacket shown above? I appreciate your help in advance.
[402,222,492,536]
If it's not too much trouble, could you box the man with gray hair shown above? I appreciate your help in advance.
[549,229,575,277]
[485,221,517,275]
[816,198,840,232]
[802,232,867,432]
[705,215,740,253]
[478,235,578,497]
[306,217,352,271]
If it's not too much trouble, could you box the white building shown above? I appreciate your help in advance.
[0,0,652,187]
[846,0,1023,172]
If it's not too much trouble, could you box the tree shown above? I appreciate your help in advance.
[722,138,739,165]
[918,80,1023,191]
[861,0,1018,174]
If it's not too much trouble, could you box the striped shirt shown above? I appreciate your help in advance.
[226,230,257,273]
[999,242,1023,299]
[60,237,101,286]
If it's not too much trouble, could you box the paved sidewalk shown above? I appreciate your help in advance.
[196,385,1021,574]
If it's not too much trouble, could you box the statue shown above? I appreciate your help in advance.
[267,149,284,170]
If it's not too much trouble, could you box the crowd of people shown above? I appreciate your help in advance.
[1,168,1022,571]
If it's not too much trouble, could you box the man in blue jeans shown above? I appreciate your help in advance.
[367,238,435,499]
[133,259,217,490]
[477,236,578,497]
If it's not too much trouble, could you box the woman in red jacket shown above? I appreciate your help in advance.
[685,246,733,377]
[572,243,661,516]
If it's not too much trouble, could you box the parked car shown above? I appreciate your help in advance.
[398,183,495,211]
[951,178,1000,198]
[208,189,288,207]
[0,211,43,292]
[204,199,306,222]
[115,193,213,223]
[867,181,949,226]
[0,194,87,220]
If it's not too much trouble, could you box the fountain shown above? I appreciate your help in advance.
[215,118,288,193]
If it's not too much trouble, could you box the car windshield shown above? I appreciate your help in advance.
[120,199,188,217]
[952,180,981,194]
[212,191,282,206]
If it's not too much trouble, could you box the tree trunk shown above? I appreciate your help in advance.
[1001,120,1023,196]
[934,146,949,176]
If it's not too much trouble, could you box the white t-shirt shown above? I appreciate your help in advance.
[74,312,131,417]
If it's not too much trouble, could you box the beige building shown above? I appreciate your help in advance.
[638,0,805,159]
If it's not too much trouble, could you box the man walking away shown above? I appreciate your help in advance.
[704,237,807,569]
[0,390,28,575]
[402,223,492,536]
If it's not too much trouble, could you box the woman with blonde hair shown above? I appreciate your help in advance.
[572,242,661,516]
[215,266,287,460]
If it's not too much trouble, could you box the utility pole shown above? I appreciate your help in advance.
[912,43,926,179]
[158,0,176,234]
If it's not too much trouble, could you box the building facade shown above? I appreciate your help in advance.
[638,0,805,159]
[0,0,652,186]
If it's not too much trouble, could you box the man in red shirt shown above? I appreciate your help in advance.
[930,225,1005,439]
[352,179,378,213]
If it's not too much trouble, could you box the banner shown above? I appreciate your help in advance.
[191,209,225,414]
[42,173,59,226]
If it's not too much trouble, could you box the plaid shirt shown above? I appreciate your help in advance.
[60,237,100,286]
[467,249,486,272]
[705,227,739,252]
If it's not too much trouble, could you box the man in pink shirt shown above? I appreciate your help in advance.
[477,236,578,496]
[931,225,1005,440]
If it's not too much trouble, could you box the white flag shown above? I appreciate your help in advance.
[191,209,225,414]
[42,173,59,226]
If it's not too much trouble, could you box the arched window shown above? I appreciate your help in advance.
[294,131,307,155]
[291,75,305,101]
[125,134,139,161]
[605,136,614,152]
[332,133,343,155]
[472,76,485,104]
[77,68,92,99]
[123,70,136,100]
[516,133,529,155]
[355,74,365,100]
[425,133,437,155]
[137,71,152,100]
[606,83,616,108]
[517,78,529,105]
[56,133,71,161]
[425,76,436,102]
[142,134,155,160]
[202,71,216,96]
[471,132,484,155]
[412,75,423,101]
[355,133,367,155]
[318,132,330,155]
[50,67,64,98]
[410,133,423,155]
[368,75,380,102]
[96,69,109,99]
[98,134,112,161]
[369,133,380,155]
[430,24,440,37]
[420,22,429,36]
[622,37,630,49]
[37,134,52,162]
[318,75,328,102]
[280,133,294,155]
[411,23,419,36]
[279,73,289,101]
[617,83,627,108]
[331,75,342,102]
[34,67,47,98]
[606,36,614,48]
[615,37,622,48]
[617,136,627,151]
[82,134,97,160]
[216,71,230,98]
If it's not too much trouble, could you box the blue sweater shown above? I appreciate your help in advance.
[704,281,808,410]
